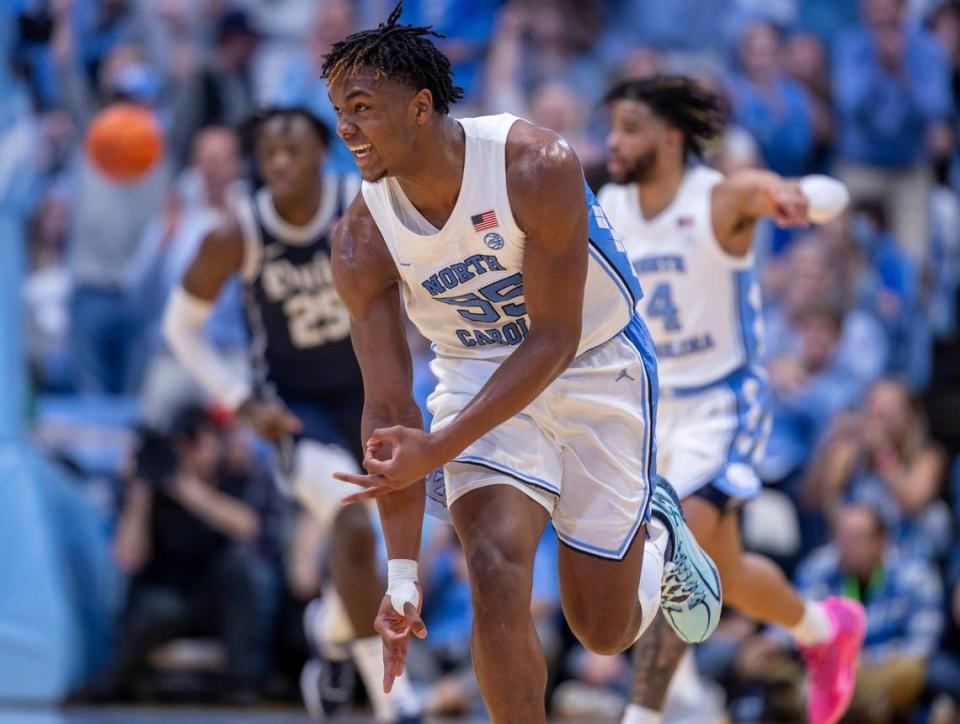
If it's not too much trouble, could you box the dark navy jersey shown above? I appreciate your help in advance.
[237,175,364,402]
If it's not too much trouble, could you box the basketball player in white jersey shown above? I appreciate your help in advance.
[162,107,420,722]
[320,8,723,722]
[598,76,865,724]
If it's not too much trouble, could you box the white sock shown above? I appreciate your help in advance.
[633,519,668,643]
[349,635,421,721]
[304,591,356,649]
[787,599,833,647]
[622,702,663,724]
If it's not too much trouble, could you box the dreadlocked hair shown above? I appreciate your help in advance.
[603,75,727,160]
[321,2,464,114]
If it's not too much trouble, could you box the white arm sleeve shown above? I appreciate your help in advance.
[162,287,251,411]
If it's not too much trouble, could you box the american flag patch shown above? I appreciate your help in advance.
[471,210,499,231]
[677,215,694,228]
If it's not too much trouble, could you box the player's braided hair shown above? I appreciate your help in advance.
[603,76,727,160]
[320,2,464,114]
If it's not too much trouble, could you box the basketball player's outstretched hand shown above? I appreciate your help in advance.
[335,425,445,503]
[375,593,427,693]
[237,398,303,442]
[763,182,810,228]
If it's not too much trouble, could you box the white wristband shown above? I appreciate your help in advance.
[800,175,850,224]
[386,559,420,616]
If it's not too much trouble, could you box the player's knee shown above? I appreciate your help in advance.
[569,617,635,656]
[465,539,530,620]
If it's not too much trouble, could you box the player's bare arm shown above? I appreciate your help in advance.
[181,215,245,300]
[330,194,428,692]
[336,121,588,500]
[330,194,425,559]
[712,170,849,257]
[710,170,810,257]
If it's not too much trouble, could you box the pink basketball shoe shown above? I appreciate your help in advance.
[799,597,867,724]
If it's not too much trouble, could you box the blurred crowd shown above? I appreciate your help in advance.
[4,0,960,721]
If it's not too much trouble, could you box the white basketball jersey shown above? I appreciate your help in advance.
[599,166,764,390]
[362,114,640,361]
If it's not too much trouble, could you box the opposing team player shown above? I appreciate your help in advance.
[162,106,420,722]
[598,76,865,724]
[321,10,722,723]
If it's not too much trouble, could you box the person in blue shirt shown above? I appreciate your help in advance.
[396,0,498,106]
[832,0,953,264]
[805,378,950,561]
[795,503,943,721]
[729,20,817,178]
[270,0,359,175]
[761,302,867,488]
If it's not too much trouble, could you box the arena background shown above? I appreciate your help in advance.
[2,0,960,722]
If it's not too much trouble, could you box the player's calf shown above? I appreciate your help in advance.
[330,503,382,638]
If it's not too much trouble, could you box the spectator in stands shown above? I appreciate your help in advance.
[764,238,889,391]
[833,0,954,264]
[86,405,275,702]
[270,0,356,174]
[927,547,960,721]
[783,31,835,171]
[818,208,929,385]
[51,1,178,394]
[398,0,498,108]
[612,46,663,83]
[805,378,950,560]
[24,187,72,392]
[729,20,818,177]
[599,0,730,64]
[136,126,249,428]
[166,8,261,166]
[485,0,606,113]
[760,301,866,486]
[528,81,604,170]
[929,0,960,187]
[65,0,144,81]
[797,0,862,47]
[796,503,944,722]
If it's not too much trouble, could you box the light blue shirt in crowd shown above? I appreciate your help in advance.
[833,25,952,167]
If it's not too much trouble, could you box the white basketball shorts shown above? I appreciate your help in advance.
[657,367,771,507]
[427,315,658,561]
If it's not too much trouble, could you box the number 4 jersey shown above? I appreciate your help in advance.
[598,166,764,391]
[236,176,364,400]
[361,113,642,362]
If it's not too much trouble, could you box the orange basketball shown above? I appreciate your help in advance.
[85,103,165,182]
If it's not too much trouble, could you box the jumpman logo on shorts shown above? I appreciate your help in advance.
[616,369,635,382]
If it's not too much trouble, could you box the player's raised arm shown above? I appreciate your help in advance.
[711,170,850,256]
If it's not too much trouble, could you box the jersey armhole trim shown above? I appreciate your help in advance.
[498,116,527,241]
[236,196,263,283]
